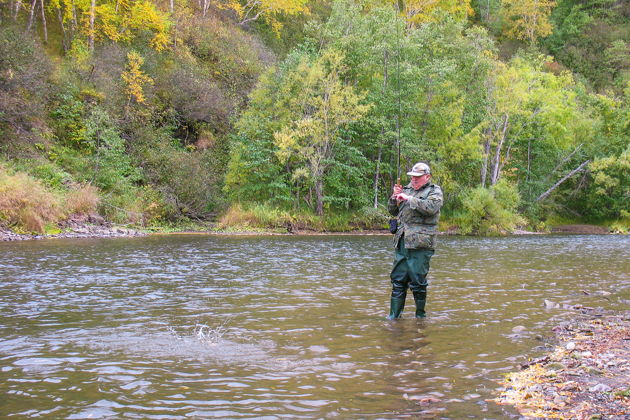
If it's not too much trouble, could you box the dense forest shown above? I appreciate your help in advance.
[0,0,628,234]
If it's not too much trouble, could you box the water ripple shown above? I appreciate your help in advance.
[0,234,628,418]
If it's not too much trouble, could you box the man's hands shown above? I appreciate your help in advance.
[391,184,410,202]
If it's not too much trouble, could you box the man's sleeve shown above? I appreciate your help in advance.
[408,186,443,216]
[388,197,399,216]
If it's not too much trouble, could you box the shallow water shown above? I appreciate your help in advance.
[1,234,629,419]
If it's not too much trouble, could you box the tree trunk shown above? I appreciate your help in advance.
[536,160,590,202]
[39,0,47,43]
[26,0,36,31]
[13,0,23,20]
[315,177,324,216]
[57,7,68,52]
[490,113,509,186]
[480,128,491,187]
[545,143,584,182]
[88,0,95,50]
[71,4,77,33]
[526,137,532,182]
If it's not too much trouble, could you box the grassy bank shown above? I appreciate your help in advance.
[2,165,628,237]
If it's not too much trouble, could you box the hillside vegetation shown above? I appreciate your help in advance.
[0,0,628,234]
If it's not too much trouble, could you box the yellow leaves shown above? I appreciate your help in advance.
[493,363,565,419]
[95,3,127,43]
[274,125,301,164]
[271,49,370,178]
[121,51,153,105]
[402,0,474,26]
[589,150,630,196]
[501,0,556,43]
[217,0,244,17]
[51,0,171,51]
[216,0,309,35]
[127,1,171,51]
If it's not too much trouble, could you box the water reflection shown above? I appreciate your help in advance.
[1,234,628,418]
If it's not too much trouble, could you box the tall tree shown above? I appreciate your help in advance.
[402,0,474,25]
[121,50,154,107]
[501,0,556,43]
[217,0,309,34]
[273,49,370,215]
[49,0,171,52]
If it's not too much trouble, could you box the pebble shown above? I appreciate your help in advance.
[548,363,566,371]
[553,395,568,406]
[589,383,612,393]
[512,326,527,333]
[545,300,559,309]
[566,342,576,351]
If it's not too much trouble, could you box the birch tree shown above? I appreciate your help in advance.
[500,0,556,43]
[218,0,309,34]
[478,55,585,190]
[273,49,370,215]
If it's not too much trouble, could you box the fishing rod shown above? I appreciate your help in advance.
[388,8,404,235]
[395,1,403,187]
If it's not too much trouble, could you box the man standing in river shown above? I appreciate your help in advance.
[387,162,443,319]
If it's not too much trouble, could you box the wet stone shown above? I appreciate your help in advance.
[588,383,612,393]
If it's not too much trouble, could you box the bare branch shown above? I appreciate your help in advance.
[545,143,584,181]
[536,160,590,202]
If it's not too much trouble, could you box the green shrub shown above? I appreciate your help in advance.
[585,148,630,221]
[0,25,52,154]
[454,179,526,235]
[99,185,173,226]
[132,126,226,220]
[84,108,143,191]
[10,159,72,190]
[50,92,89,148]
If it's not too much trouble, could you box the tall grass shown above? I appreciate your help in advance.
[218,203,389,232]
[0,166,63,233]
[65,183,100,216]
[218,203,294,231]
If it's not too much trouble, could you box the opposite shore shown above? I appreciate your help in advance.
[0,219,615,242]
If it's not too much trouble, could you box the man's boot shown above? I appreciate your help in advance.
[413,290,427,318]
[387,295,406,319]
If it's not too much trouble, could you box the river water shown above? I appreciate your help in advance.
[1,234,628,419]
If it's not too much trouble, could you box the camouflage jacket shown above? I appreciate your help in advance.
[388,182,443,250]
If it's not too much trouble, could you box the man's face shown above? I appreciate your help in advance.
[410,174,430,190]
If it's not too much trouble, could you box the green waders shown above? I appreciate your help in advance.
[388,235,434,319]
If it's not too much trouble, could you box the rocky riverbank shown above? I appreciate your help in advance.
[0,214,146,241]
[492,311,630,419]
[0,220,619,241]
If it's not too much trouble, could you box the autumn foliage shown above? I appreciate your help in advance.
[0,0,628,233]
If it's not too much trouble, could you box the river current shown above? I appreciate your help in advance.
[1,234,628,418]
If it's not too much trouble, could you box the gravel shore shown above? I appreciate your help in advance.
[492,310,630,419]
[0,215,146,241]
